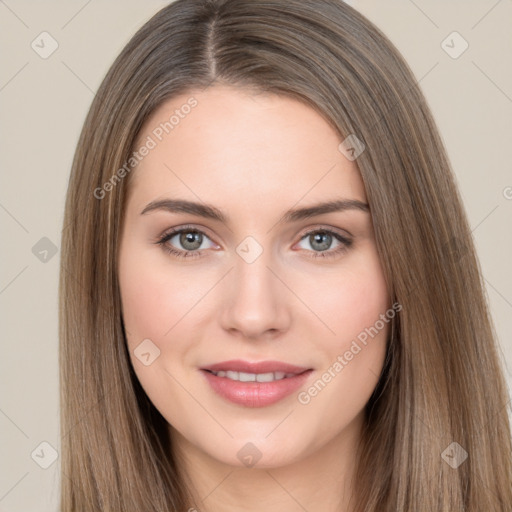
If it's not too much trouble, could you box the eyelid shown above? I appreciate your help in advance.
[296,223,353,240]
[156,224,219,244]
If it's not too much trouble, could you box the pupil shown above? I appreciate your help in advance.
[181,231,202,250]
[311,232,331,251]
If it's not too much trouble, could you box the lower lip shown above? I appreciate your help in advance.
[201,369,313,407]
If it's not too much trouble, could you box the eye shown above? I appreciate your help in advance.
[295,228,352,259]
[155,225,352,261]
[155,225,218,259]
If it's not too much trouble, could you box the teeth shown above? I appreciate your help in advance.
[211,370,290,382]
[257,372,275,382]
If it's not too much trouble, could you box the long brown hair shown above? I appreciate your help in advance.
[59,0,512,509]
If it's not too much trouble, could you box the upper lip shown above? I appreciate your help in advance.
[201,359,311,375]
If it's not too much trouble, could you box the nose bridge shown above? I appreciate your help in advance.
[219,235,290,337]
[235,248,276,299]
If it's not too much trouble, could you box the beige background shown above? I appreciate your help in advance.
[1,1,511,510]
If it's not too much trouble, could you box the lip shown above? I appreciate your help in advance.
[200,359,313,408]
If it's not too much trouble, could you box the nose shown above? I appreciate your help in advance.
[219,248,292,340]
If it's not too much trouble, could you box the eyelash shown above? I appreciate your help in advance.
[155,224,353,261]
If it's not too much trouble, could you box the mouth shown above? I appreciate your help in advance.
[199,360,313,407]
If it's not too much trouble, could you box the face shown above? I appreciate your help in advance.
[118,85,391,469]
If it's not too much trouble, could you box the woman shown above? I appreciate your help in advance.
[59,0,512,510]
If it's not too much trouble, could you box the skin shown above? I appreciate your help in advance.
[118,85,390,512]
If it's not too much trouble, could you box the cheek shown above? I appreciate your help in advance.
[295,249,391,418]
[308,250,390,346]
[118,246,206,416]
[119,247,205,346]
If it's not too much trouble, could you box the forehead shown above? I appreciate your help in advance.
[127,85,366,217]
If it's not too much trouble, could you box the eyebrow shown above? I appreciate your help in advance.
[140,197,369,224]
